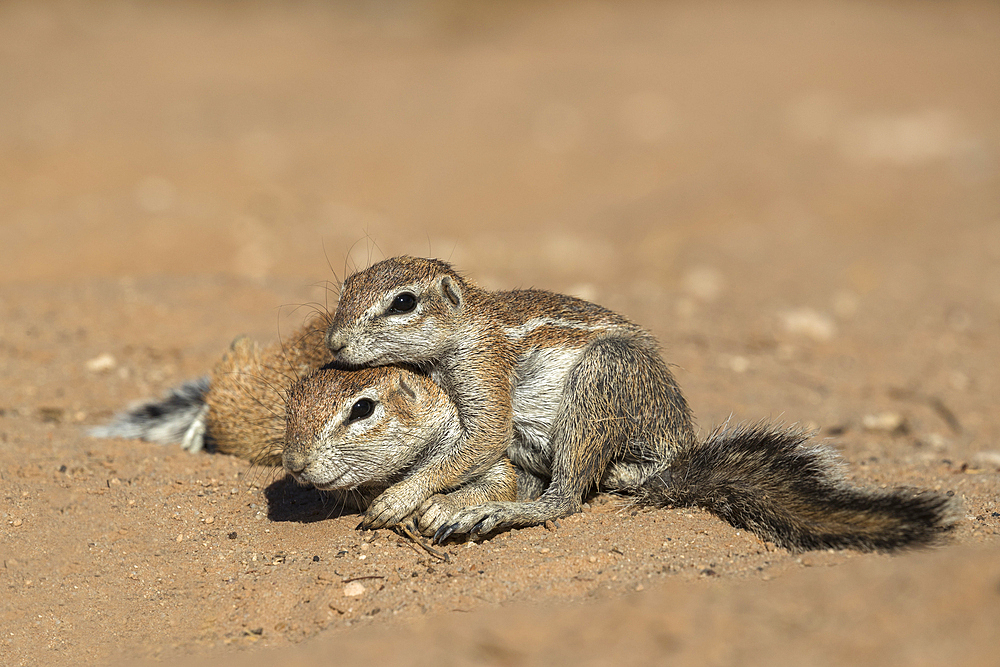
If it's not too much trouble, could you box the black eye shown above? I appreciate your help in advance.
[347,398,375,423]
[387,292,417,314]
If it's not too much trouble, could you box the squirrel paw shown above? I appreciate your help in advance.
[357,486,425,531]
[432,502,509,544]
[414,494,468,537]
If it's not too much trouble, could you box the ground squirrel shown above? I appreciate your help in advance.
[283,366,517,518]
[90,314,518,520]
[324,255,959,549]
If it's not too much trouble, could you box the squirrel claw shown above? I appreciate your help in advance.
[470,517,490,536]
[434,524,458,544]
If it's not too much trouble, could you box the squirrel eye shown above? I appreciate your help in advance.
[387,292,417,314]
[347,398,375,423]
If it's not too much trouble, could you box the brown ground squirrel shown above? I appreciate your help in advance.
[283,366,517,518]
[324,255,959,550]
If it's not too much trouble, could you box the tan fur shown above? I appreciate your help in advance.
[204,315,335,465]
[94,307,519,529]
[282,366,518,527]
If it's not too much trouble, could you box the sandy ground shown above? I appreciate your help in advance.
[2,1,1000,665]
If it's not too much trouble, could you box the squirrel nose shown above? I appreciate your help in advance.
[282,448,309,475]
[326,330,347,355]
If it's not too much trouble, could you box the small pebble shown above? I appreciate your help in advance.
[780,308,836,341]
[85,353,117,373]
[862,412,908,434]
[343,581,366,597]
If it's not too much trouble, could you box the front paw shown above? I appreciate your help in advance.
[358,487,422,530]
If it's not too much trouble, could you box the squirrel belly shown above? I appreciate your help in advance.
[636,423,960,552]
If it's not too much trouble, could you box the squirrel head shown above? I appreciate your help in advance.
[283,364,456,491]
[325,256,469,368]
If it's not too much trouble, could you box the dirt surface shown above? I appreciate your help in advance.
[2,2,1000,665]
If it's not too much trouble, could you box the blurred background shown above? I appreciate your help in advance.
[2,1,996,282]
[2,6,1000,664]
[1,0,998,443]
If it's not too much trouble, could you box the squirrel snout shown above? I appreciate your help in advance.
[282,448,309,475]
[326,330,347,355]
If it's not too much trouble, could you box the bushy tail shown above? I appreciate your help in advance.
[88,376,211,450]
[638,423,960,552]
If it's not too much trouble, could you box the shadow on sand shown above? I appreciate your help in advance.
[263,475,358,523]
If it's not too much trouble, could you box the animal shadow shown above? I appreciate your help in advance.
[264,476,358,523]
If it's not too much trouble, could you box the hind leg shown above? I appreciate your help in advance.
[433,334,694,542]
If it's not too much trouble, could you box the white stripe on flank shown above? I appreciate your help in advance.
[503,317,609,341]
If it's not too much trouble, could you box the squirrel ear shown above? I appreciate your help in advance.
[439,275,463,309]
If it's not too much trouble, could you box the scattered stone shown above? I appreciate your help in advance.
[921,433,950,452]
[683,266,725,302]
[862,412,909,435]
[85,353,117,373]
[831,290,858,319]
[725,355,750,374]
[971,451,1000,470]
[343,581,366,597]
[780,308,836,341]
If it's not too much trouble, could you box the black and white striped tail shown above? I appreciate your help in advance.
[88,376,211,452]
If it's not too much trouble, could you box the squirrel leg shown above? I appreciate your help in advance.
[414,458,519,536]
[434,335,695,543]
[515,467,548,501]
